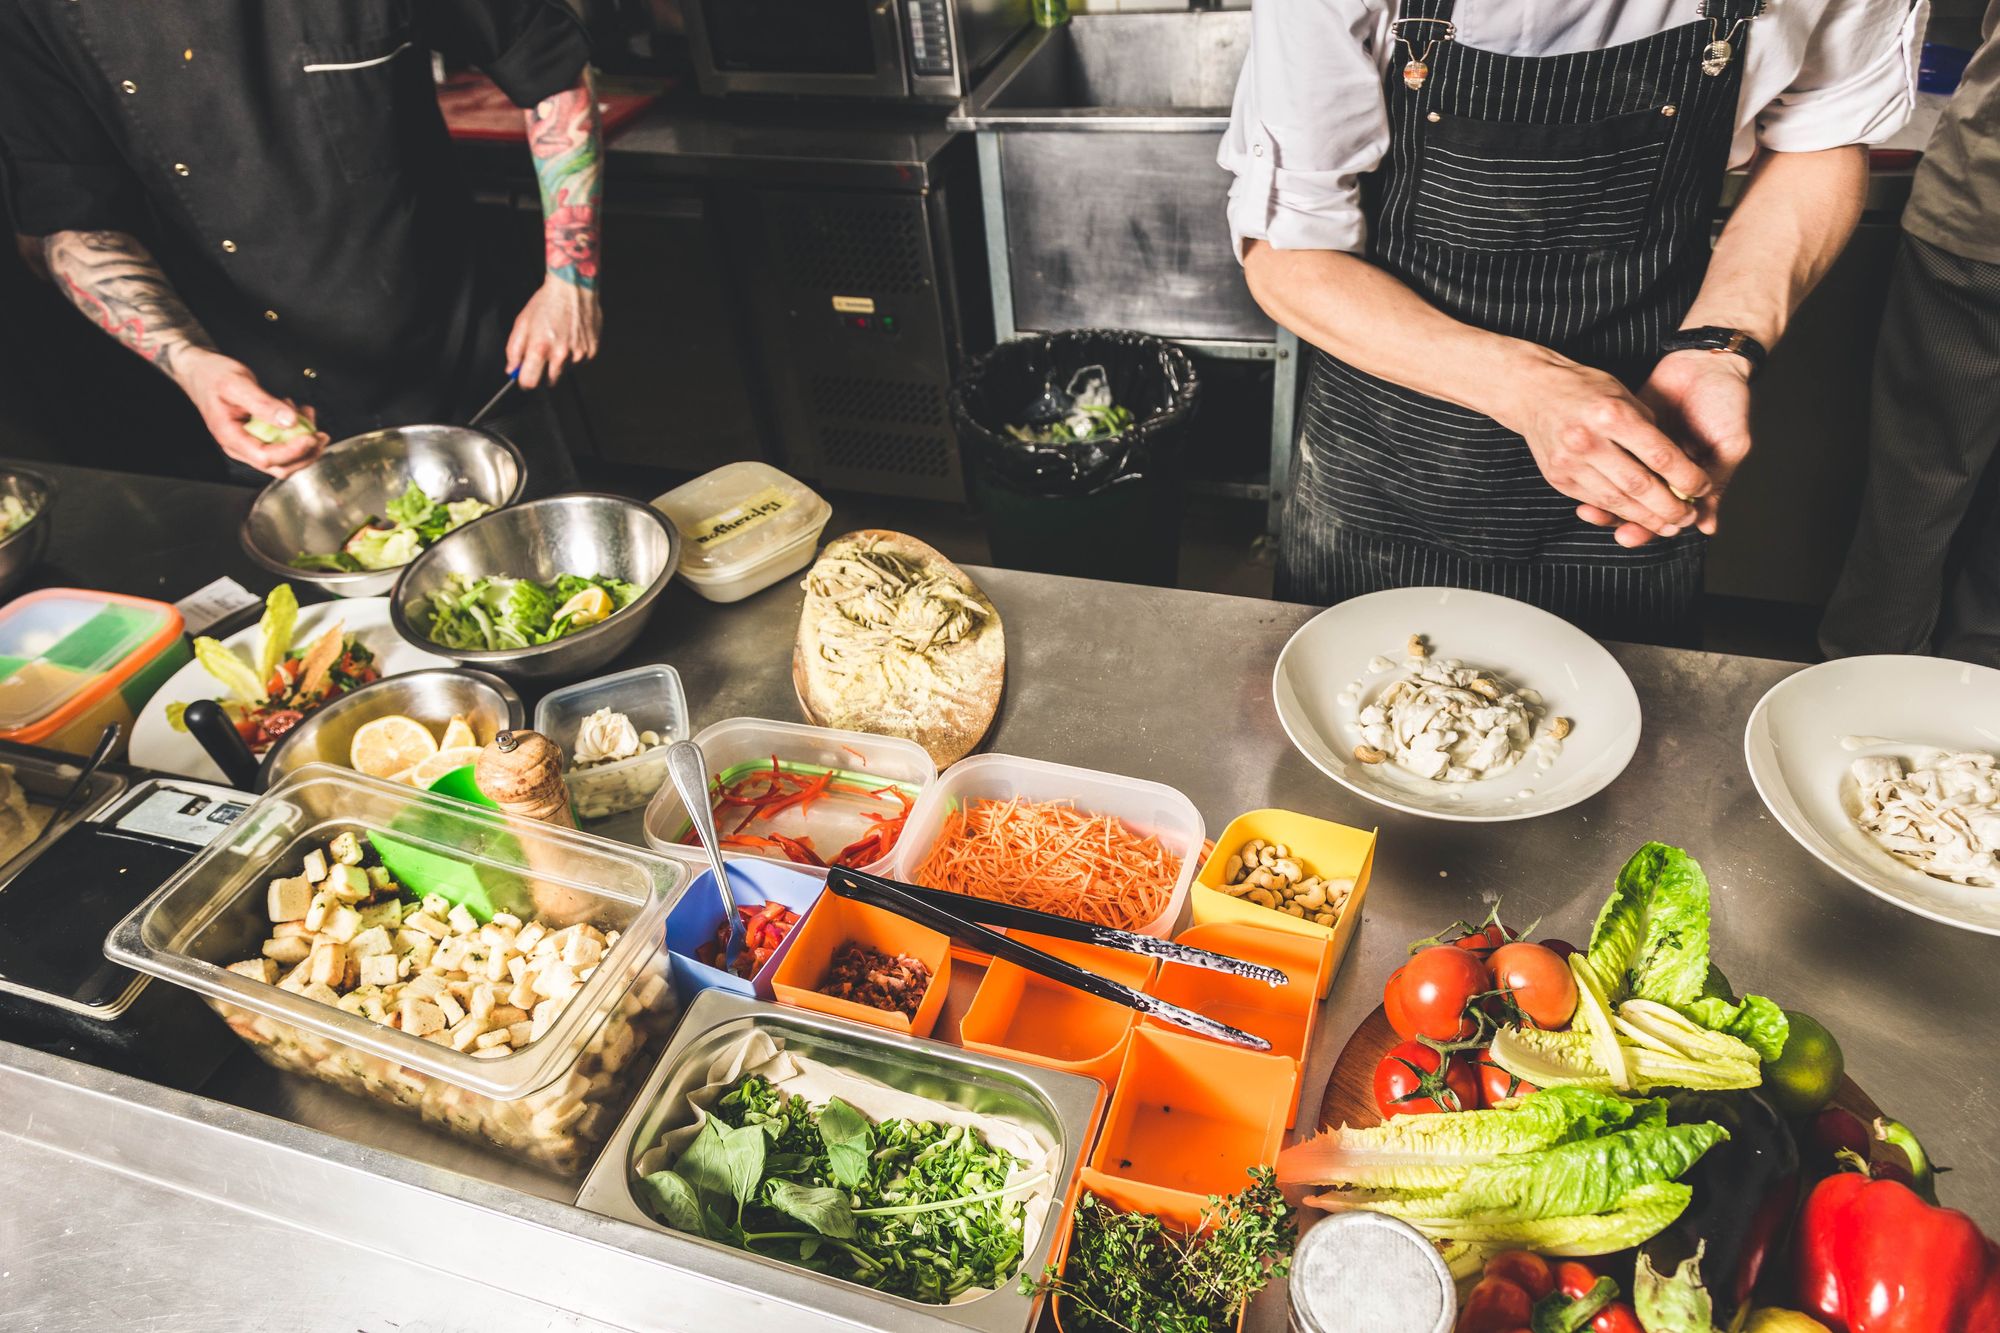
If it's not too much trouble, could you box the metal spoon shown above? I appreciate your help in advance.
[35,721,120,850]
[666,739,746,974]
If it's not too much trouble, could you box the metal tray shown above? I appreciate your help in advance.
[577,989,1105,1333]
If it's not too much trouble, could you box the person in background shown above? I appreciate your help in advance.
[0,0,603,480]
[1222,0,1922,643]
[1820,4,2000,667]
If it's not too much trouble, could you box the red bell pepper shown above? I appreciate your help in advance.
[1796,1120,2000,1333]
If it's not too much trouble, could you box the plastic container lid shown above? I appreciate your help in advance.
[652,462,831,583]
[0,588,183,736]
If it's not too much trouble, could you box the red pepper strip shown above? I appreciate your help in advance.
[770,833,826,868]
[754,771,832,822]
[720,834,784,851]
[1796,1123,2000,1333]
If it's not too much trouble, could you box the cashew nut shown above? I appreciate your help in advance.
[1314,910,1338,927]
[1246,868,1277,891]
[1246,887,1279,909]
[1407,634,1427,659]
[1283,903,1306,918]
[1468,677,1501,700]
[1223,854,1244,884]
[1296,882,1327,910]
[1549,716,1573,741]
[1272,858,1302,883]
[1355,744,1389,765]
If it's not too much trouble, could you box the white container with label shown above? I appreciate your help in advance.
[651,462,833,604]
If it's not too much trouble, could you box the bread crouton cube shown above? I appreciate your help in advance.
[267,876,312,923]
[328,831,363,866]
[399,997,446,1037]
[261,935,312,966]
[446,904,479,935]
[307,942,347,989]
[358,953,400,988]
[321,905,363,943]
[227,957,278,985]
[326,863,371,902]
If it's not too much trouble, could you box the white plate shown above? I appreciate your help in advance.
[1745,654,2000,935]
[130,597,449,784]
[1272,587,1641,822]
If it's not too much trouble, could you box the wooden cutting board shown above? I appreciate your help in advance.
[794,531,1004,769]
[1316,1006,1882,1132]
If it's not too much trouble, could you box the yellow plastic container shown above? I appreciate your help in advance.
[1191,808,1376,999]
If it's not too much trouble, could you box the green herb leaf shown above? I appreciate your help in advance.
[676,1119,738,1208]
[255,584,299,686]
[765,1180,859,1239]
[1584,842,1712,1007]
[818,1097,872,1191]
[639,1170,709,1237]
[721,1122,769,1208]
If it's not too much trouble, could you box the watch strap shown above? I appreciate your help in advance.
[1660,326,1768,374]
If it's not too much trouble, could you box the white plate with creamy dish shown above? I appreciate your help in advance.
[1745,654,2000,935]
[1272,587,1640,822]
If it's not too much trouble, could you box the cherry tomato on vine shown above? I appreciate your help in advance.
[1591,1303,1643,1333]
[1452,921,1517,958]
[1384,963,1415,1039]
[1473,1047,1539,1105]
[1553,1261,1601,1303]
[1456,1276,1532,1333]
[1488,941,1579,1028]
[1481,1251,1554,1301]
[1373,1039,1479,1117]
[1390,946,1491,1041]
[1539,937,1580,961]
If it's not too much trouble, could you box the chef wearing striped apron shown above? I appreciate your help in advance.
[1222,0,1922,642]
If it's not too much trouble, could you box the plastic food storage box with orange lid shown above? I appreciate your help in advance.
[892,753,1205,941]
[769,891,951,1038]
[958,930,1157,1087]
[650,461,832,604]
[1192,808,1376,997]
[0,588,188,758]
[1079,1027,1295,1230]
[104,765,688,1174]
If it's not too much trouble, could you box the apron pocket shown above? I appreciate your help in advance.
[1411,105,1673,253]
[301,30,424,184]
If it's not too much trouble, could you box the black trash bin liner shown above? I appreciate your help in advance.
[950,330,1199,586]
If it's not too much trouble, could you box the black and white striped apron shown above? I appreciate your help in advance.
[1276,0,1760,643]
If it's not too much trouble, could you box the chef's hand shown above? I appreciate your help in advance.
[506,277,601,389]
[175,348,328,478]
[1496,355,1709,547]
[1633,350,1753,537]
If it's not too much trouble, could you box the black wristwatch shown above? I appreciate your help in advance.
[1659,326,1768,376]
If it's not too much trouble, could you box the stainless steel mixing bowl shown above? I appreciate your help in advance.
[0,466,55,603]
[258,668,524,789]
[240,426,526,599]
[389,493,679,682]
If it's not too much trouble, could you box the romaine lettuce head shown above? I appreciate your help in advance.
[1439,1120,1725,1222]
[1491,1024,1760,1094]
[1680,993,1789,1064]
[1277,1086,1642,1189]
[1311,1181,1694,1257]
[1585,842,1712,1007]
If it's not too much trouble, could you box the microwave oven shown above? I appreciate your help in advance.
[684,0,1030,103]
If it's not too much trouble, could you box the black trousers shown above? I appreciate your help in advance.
[1820,235,2000,667]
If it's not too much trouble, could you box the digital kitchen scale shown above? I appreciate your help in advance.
[0,751,252,1089]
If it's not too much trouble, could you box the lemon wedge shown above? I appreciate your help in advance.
[438,714,478,751]
[555,586,615,629]
[406,746,484,789]
[350,715,439,780]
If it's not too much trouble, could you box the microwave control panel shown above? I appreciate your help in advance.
[906,0,953,78]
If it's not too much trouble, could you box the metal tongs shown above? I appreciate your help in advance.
[823,865,1278,1052]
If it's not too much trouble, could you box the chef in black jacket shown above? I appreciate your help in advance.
[0,0,604,478]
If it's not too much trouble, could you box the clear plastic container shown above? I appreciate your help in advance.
[534,664,691,821]
[891,753,1204,939]
[641,716,936,876]
[0,588,189,757]
[104,765,690,1174]
[651,462,833,604]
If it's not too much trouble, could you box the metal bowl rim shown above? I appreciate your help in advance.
[255,666,526,789]
[0,466,57,553]
[237,426,529,590]
[386,492,681,664]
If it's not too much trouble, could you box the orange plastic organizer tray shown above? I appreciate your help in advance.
[1079,1027,1294,1230]
[769,894,951,1039]
[959,932,1157,1088]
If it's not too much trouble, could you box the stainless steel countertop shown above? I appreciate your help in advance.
[3,461,1994,1332]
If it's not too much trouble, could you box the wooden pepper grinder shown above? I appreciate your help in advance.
[476,729,576,829]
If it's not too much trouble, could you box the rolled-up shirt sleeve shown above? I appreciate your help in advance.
[0,11,141,236]
[1754,0,1925,151]
[421,0,591,108]
[1219,0,1389,259]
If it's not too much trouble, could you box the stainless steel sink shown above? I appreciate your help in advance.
[956,10,1274,345]
[977,11,1249,122]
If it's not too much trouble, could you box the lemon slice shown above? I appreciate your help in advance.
[438,714,478,751]
[407,745,483,789]
[351,715,439,780]
[555,586,615,629]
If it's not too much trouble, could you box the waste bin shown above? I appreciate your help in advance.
[950,330,1198,587]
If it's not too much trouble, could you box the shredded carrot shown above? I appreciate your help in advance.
[910,797,1179,931]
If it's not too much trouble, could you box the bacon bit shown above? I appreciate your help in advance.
[820,942,929,1018]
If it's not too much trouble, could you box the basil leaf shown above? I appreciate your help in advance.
[638,1170,708,1237]
[675,1119,736,1207]
[818,1096,873,1191]
[721,1122,769,1207]
[765,1179,859,1239]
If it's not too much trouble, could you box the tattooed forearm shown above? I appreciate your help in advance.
[43,229,216,381]
[525,72,602,290]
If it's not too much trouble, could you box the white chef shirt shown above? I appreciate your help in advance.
[1221,0,1927,258]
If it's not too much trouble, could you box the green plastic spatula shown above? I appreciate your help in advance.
[367,765,520,923]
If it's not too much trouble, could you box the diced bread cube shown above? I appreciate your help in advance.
[301,981,341,1006]
[489,1004,528,1027]
[399,997,446,1037]
[446,904,479,935]
[401,911,449,939]
[277,959,311,992]
[300,848,328,883]
[348,925,393,958]
[507,1020,536,1046]
[366,865,395,894]
[304,891,337,932]
[321,906,363,943]
[404,972,445,1000]
[358,954,399,987]
[227,958,278,985]
[469,984,496,1022]
[327,864,371,902]
[562,931,603,970]
[307,942,347,989]
[267,876,312,923]
[446,1018,484,1052]
[483,949,511,983]
[532,1098,586,1137]
[328,832,363,865]
[474,1027,513,1051]
[473,1046,510,1059]
[420,893,451,918]
[436,991,466,1027]
[513,922,545,955]
[490,912,522,930]
[272,920,313,940]
[508,979,537,1011]
[262,935,312,965]
[533,963,579,1002]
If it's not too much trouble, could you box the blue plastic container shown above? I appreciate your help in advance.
[663,860,825,1001]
